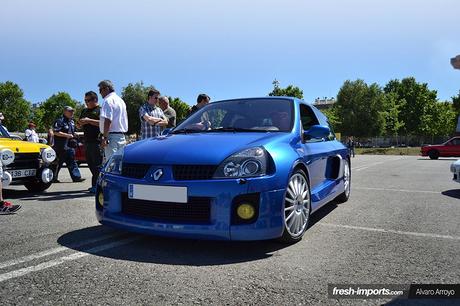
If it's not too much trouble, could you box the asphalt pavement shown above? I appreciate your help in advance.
[0,155,459,305]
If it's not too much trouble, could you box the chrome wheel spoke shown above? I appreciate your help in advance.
[286,210,295,222]
[284,173,311,237]
[285,205,295,212]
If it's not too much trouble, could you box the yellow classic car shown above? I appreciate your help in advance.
[0,125,56,192]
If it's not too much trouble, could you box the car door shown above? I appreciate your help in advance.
[444,138,460,157]
[299,104,334,193]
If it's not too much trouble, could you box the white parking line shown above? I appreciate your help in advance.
[0,237,138,283]
[0,234,121,270]
[319,223,460,241]
[354,187,440,194]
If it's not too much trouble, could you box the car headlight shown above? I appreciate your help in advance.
[0,149,15,166]
[104,149,124,175]
[213,147,268,179]
[41,147,56,163]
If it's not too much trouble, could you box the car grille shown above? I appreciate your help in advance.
[121,163,151,179]
[6,153,40,170]
[121,193,211,224]
[172,165,217,180]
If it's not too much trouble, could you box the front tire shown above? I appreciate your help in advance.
[279,169,311,244]
[336,158,351,203]
[24,181,52,192]
[428,150,439,160]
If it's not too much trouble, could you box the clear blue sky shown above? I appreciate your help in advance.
[1,0,459,106]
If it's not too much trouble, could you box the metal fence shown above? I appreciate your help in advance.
[340,135,452,147]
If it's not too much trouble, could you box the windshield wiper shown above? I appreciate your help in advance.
[208,127,265,132]
[171,128,203,134]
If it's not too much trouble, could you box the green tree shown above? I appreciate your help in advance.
[384,77,438,136]
[121,82,156,135]
[321,107,340,131]
[35,92,80,132]
[168,97,190,123]
[382,92,405,137]
[451,91,460,131]
[0,81,32,132]
[335,79,386,137]
[269,79,303,99]
[427,102,456,137]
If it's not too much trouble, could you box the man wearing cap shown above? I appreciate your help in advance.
[52,106,85,183]
[98,80,128,160]
[25,122,39,143]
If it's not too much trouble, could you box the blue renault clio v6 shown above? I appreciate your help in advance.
[96,97,350,242]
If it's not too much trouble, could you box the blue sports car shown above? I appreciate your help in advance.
[96,97,351,242]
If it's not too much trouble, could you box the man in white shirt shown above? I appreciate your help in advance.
[98,80,128,161]
[25,122,39,143]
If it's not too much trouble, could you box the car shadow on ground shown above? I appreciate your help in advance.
[57,202,338,266]
[442,189,460,199]
[4,189,92,201]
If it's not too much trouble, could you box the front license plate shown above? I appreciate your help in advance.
[128,184,188,203]
[11,169,37,178]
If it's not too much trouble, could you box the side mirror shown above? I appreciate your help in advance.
[161,128,172,136]
[303,125,330,140]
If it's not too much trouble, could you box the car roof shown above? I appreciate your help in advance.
[211,96,301,104]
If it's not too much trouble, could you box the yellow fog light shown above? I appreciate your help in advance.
[98,191,104,207]
[237,203,255,220]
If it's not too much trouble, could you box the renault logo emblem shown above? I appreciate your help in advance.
[152,169,163,181]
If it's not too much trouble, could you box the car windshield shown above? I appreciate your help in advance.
[0,125,10,138]
[174,98,294,133]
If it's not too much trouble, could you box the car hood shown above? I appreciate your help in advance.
[0,138,49,153]
[124,132,290,165]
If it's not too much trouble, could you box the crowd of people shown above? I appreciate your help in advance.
[0,79,211,214]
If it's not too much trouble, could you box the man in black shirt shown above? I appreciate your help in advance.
[189,93,210,116]
[79,91,103,193]
[53,106,84,182]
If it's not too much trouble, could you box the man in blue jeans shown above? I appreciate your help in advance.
[52,106,85,183]
[98,80,128,161]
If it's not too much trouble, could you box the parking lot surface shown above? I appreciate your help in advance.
[1,155,459,305]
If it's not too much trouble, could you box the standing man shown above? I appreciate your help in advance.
[79,91,103,193]
[0,112,8,132]
[98,80,128,161]
[52,106,85,182]
[189,94,210,116]
[139,89,168,139]
[347,136,355,158]
[158,96,176,128]
[25,122,39,143]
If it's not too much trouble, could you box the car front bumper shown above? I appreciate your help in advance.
[95,172,286,241]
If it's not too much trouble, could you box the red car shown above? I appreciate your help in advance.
[421,137,460,159]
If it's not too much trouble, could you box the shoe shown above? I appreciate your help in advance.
[0,201,21,214]
[88,186,96,193]
[73,178,86,183]
[52,179,61,183]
